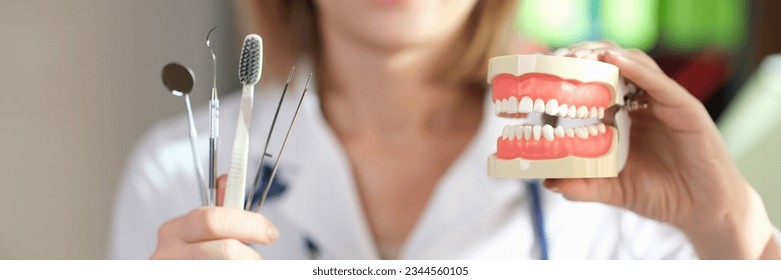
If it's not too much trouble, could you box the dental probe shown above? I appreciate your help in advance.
[224,34,263,209]
[161,63,209,206]
[206,26,219,206]
[255,73,312,212]
[245,67,295,210]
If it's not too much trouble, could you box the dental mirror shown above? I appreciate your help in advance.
[162,63,195,97]
[160,62,209,205]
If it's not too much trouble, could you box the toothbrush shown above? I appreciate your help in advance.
[224,34,262,209]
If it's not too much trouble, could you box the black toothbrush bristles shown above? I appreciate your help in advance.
[239,35,262,85]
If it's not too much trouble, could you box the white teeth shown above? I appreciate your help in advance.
[495,100,501,115]
[506,96,518,114]
[575,127,588,139]
[559,104,568,117]
[598,107,605,119]
[554,126,565,137]
[532,125,542,140]
[545,99,559,116]
[519,96,533,113]
[502,124,608,143]
[523,126,532,140]
[568,106,577,118]
[588,125,598,136]
[542,125,554,141]
[499,99,507,114]
[533,99,545,113]
[577,106,588,118]
[590,107,598,119]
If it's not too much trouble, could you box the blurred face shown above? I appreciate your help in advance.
[314,0,479,50]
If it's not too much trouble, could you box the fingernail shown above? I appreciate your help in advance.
[605,50,622,58]
[267,226,280,242]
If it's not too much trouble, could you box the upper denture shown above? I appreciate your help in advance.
[491,73,611,119]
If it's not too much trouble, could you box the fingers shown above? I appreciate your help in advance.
[602,50,697,108]
[159,207,279,245]
[152,238,263,260]
[569,39,621,50]
[544,178,625,207]
[555,40,619,58]
[152,173,277,260]
[185,239,263,260]
[592,48,663,72]
[558,41,663,73]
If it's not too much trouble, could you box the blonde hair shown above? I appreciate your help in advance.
[234,0,517,92]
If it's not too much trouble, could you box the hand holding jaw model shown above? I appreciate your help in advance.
[489,41,779,259]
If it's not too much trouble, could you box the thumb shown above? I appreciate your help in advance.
[543,178,626,207]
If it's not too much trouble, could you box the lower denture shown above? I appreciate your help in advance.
[496,127,613,160]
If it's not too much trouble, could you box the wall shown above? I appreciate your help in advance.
[0,0,238,259]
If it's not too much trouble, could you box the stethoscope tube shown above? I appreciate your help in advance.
[527,180,549,260]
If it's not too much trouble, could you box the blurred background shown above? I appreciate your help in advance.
[0,0,779,259]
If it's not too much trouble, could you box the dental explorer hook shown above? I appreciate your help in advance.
[246,67,295,210]
[206,25,219,206]
[255,73,312,212]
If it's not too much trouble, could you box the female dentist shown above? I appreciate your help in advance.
[109,0,780,259]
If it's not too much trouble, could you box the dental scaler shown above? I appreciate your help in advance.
[206,26,219,206]
[487,55,632,178]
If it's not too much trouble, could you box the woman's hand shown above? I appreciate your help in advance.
[150,176,279,259]
[543,41,779,259]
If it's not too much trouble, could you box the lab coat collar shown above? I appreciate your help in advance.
[398,94,526,259]
[274,74,524,259]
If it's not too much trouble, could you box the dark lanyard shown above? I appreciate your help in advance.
[527,180,550,260]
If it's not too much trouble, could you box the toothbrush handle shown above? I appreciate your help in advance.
[224,85,254,209]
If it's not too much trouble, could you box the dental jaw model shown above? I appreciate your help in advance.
[488,55,631,178]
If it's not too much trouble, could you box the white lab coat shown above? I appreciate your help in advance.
[108,72,780,260]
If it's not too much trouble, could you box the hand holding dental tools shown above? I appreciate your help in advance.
[206,26,219,206]
[162,63,209,205]
[224,34,262,209]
